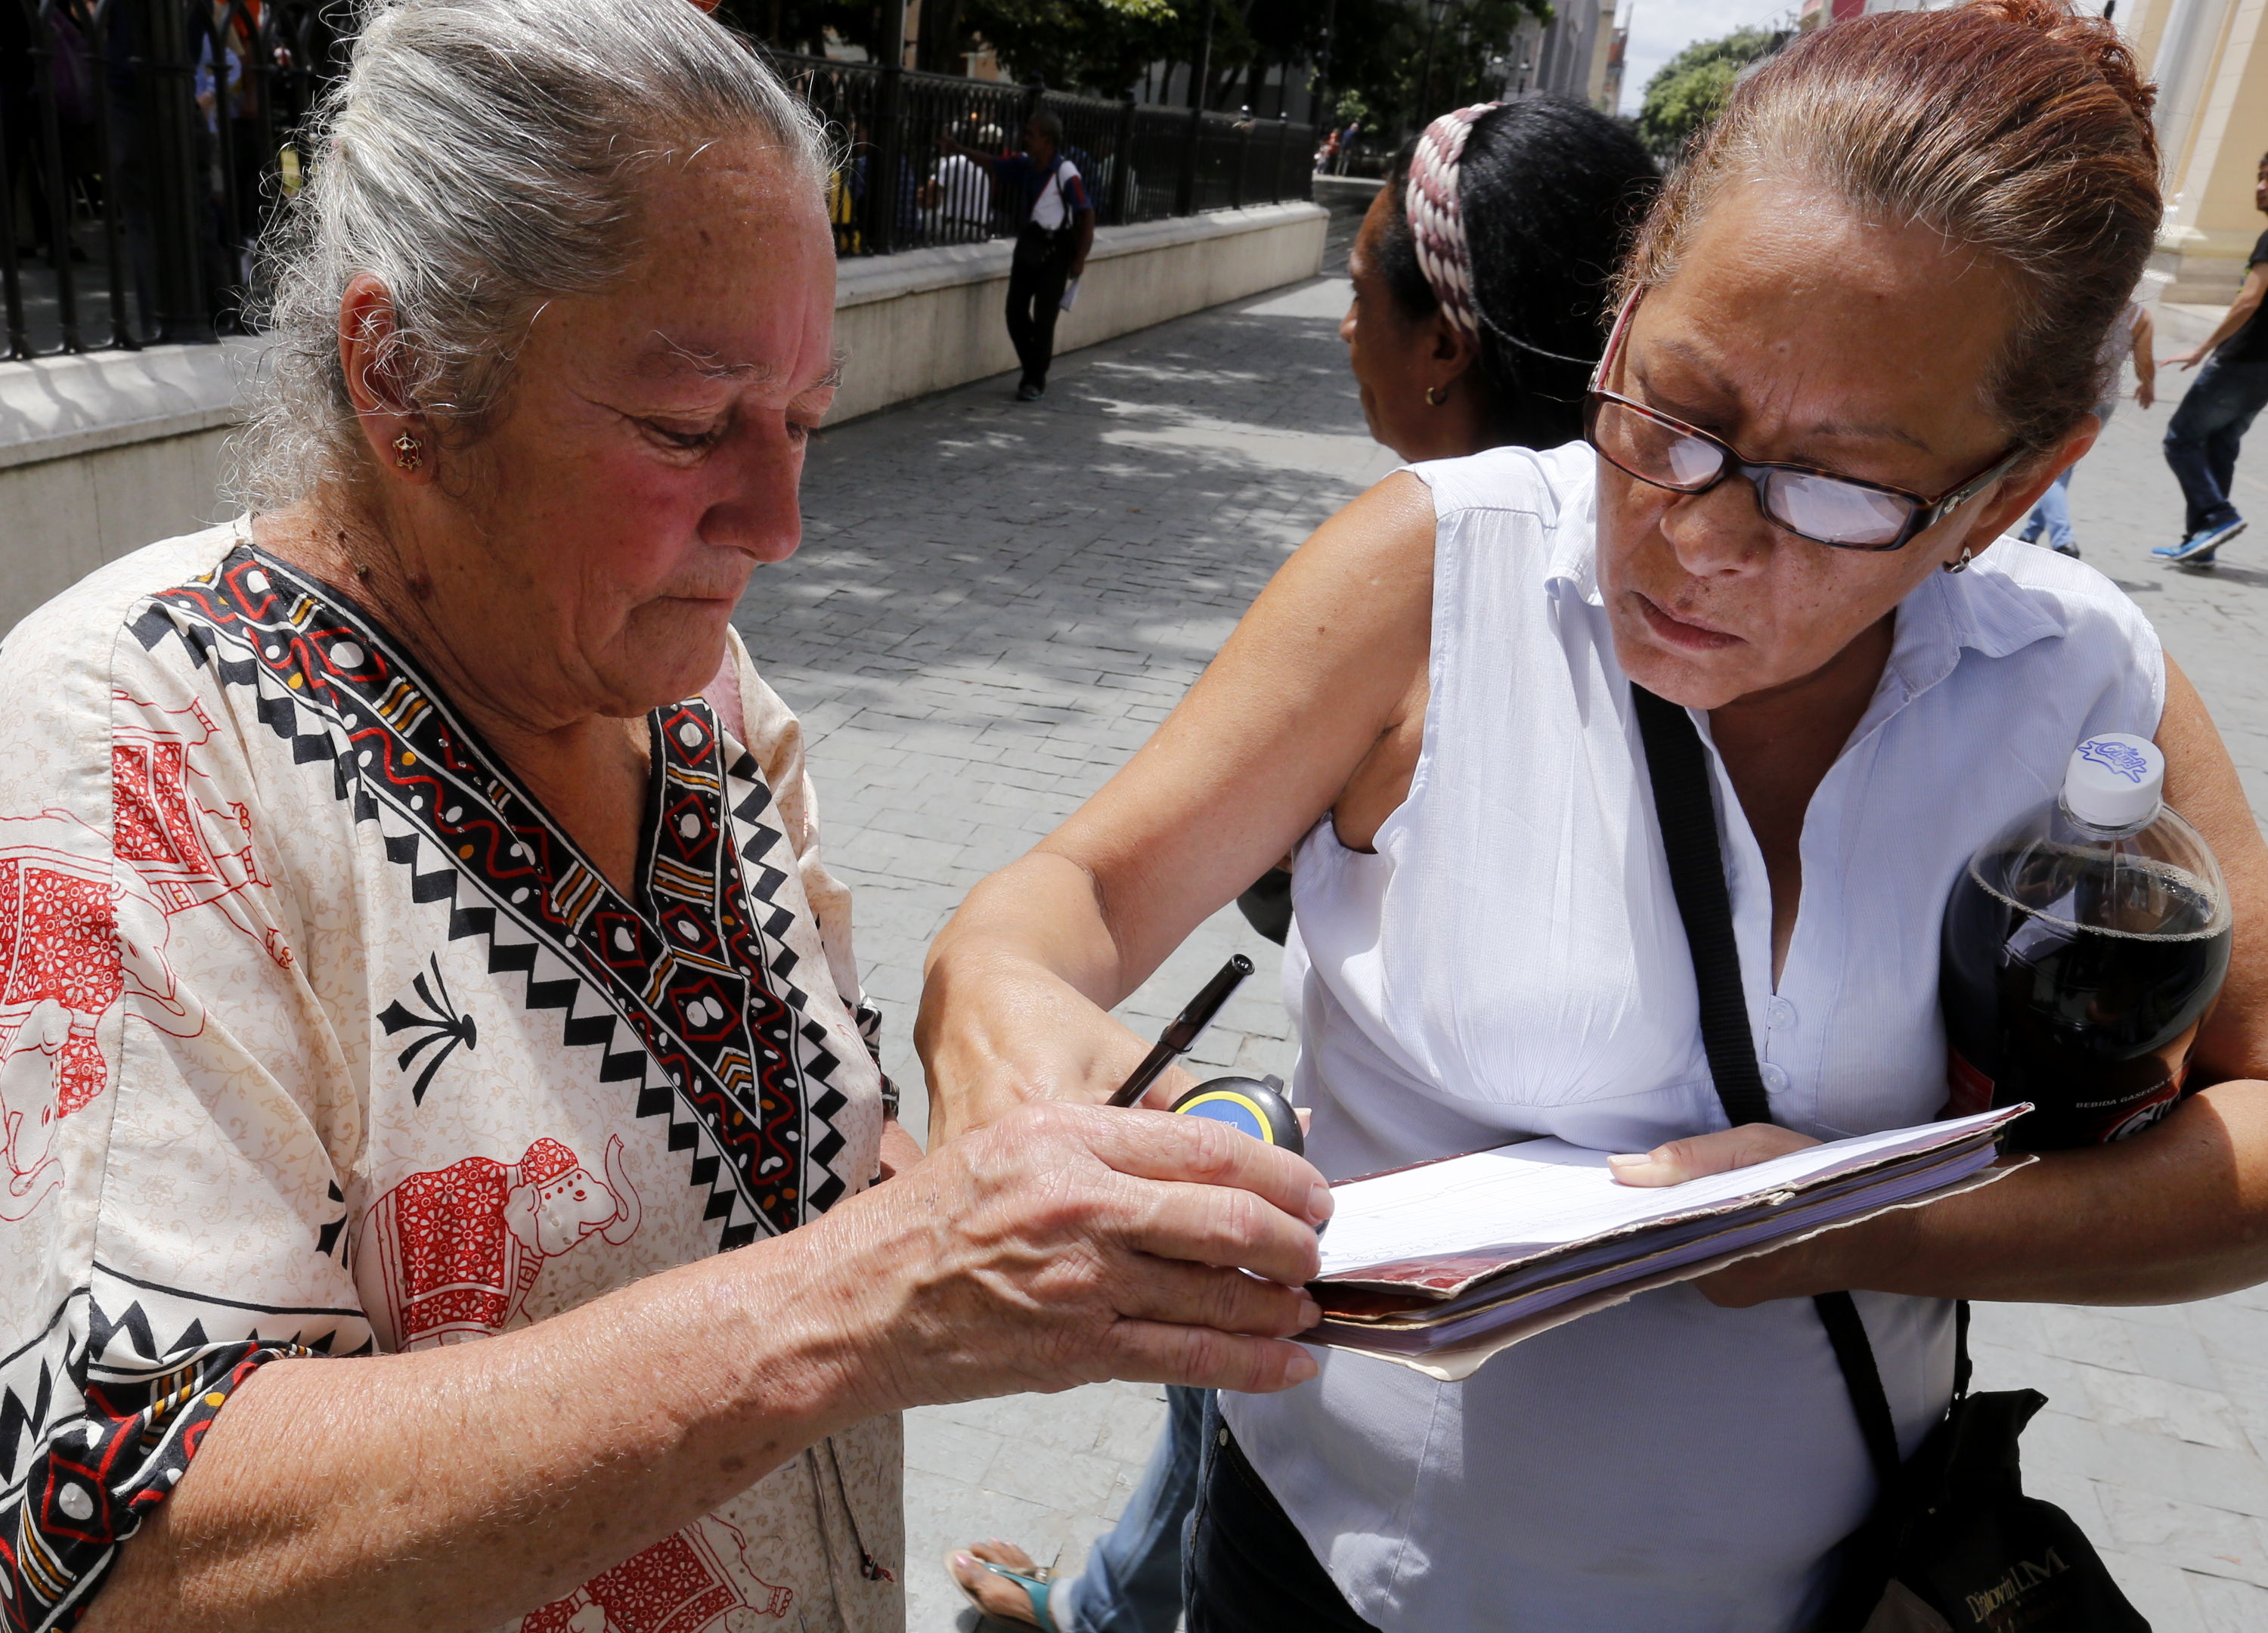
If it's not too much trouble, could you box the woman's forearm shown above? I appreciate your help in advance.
[80,1229,882,1633]
[917,851,1184,1142]
[1880,1081,2268,1305]
[1681,1083,2268,1311]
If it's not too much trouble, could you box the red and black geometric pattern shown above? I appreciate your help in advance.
[0,1265,370,1633]
[126,547,862,1244]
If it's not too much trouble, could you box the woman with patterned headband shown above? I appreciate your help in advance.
[922,3,2268,1628]
[0,2,1334,1630]
[945,96,1656,1633]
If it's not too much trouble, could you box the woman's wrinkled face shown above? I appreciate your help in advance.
[449,137,838,720]
[1599,177,2047,710]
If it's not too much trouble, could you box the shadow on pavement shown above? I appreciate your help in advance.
[735,271,1383,755]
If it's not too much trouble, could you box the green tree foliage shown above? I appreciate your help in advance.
[730,0,1548,123]
[1635,26,1784,155]
[1319,0,1552,143]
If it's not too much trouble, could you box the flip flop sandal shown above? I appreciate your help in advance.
[945,1547,1060,1631]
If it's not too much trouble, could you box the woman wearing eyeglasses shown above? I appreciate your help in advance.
[918,3,2268,1629]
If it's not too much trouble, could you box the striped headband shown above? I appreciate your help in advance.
[1405,102,1497,347]
[1403,101,1602,369]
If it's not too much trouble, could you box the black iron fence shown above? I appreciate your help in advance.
[767,51,1316,259]
[1,5,1317,362]
[2,0,348,359]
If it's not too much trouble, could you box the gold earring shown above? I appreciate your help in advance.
[392,432,423,473]
[1424,384,1448,407]
[1942,546,1974,575]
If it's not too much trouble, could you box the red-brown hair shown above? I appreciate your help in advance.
[1624,0,2159,452]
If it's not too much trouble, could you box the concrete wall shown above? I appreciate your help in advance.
[0,200,1327,631]
[829,201,1326,421]
[0,339,265,625]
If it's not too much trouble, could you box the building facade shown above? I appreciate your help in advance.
[1501,0,1622,110]
[1803,0,2262,303]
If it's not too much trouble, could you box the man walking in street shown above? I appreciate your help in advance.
[2155,151,2268,567]
[941,112,1095,401]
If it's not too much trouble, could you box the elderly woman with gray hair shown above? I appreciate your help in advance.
[0,3,1331,1630]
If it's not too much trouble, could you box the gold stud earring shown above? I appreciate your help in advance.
[1424,384,1448,407]
[392,432,423,473]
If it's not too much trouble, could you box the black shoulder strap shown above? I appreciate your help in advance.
[1630,688,1774,1128]
[1631,683,1904,1487]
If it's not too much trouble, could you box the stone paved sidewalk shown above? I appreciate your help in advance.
[735,255,2268,1629]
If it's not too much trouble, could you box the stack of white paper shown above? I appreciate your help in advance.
[1307,1105,2028,1381]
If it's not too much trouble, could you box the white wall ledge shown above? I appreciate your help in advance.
[834,201,1325,308]
[0,336,272,472]
[2,203,1326,471]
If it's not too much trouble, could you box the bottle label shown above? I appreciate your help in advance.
[1947,1047,2192,1147]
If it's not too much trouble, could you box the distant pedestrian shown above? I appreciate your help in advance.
[2018,298,2153,558]
[941,111,1095,401]
[2154,150,2268,567]
[921,149,992,241]
[1334,119,1362,175]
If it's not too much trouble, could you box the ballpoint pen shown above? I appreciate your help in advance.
[1109,954,1303,1154]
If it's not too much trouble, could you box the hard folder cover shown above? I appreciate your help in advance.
[1300,1105,2030,1382]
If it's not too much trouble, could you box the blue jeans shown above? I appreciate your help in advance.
[1055,1386,1207,1633]
[2021,466,2074,550]
[2164,355,2268,535]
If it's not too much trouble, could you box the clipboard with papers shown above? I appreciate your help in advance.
[1305,1105,2031,1382]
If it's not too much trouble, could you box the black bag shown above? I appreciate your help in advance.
[1630,682,2148,1633]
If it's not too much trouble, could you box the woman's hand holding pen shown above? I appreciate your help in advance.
[806,1101,1330,1408]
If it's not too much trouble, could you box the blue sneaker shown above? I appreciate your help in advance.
[2154,519,2246,566]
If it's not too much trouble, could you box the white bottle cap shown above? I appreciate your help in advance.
[2064,733,2164,830]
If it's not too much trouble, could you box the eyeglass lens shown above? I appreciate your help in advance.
[1591,398,1912,549]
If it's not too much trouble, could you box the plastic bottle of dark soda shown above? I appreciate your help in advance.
[1940,733,2232,1150]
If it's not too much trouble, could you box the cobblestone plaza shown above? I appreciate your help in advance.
[736,227,2268,1630]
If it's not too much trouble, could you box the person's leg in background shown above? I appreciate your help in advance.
[1006,245,1046,398]
[1020,247,1073,396]
[1050,1386,1209,1633]
[2159,358,2268,558]
[950,1386,1207,1633]
[2025,466,2077,556]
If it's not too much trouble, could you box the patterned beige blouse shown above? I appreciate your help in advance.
[0,522,902,1633]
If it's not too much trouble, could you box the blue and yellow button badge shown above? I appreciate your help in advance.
[1170,1075,1303,1154]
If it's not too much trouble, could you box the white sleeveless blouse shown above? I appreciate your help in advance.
[1222,444,2164,1631]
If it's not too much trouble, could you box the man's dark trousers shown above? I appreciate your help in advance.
[1006,223,1074,391]
[2164,355,2268,534]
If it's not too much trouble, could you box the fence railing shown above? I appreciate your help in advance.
[765,51,1314,260]
[2,0,348,360]
[1,5,1317,363]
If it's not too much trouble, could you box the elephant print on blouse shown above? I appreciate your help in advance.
[364,1136,643,1349]
[518,1515,794,1633]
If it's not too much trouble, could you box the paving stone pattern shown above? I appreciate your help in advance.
[734,252,2268,1628]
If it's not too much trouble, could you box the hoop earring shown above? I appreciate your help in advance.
[1942,546,1974,575]
[1424,384,1448,407]
[392,432,423,473]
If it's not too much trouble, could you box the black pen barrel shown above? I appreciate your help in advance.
[1105,954,1254,1108]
